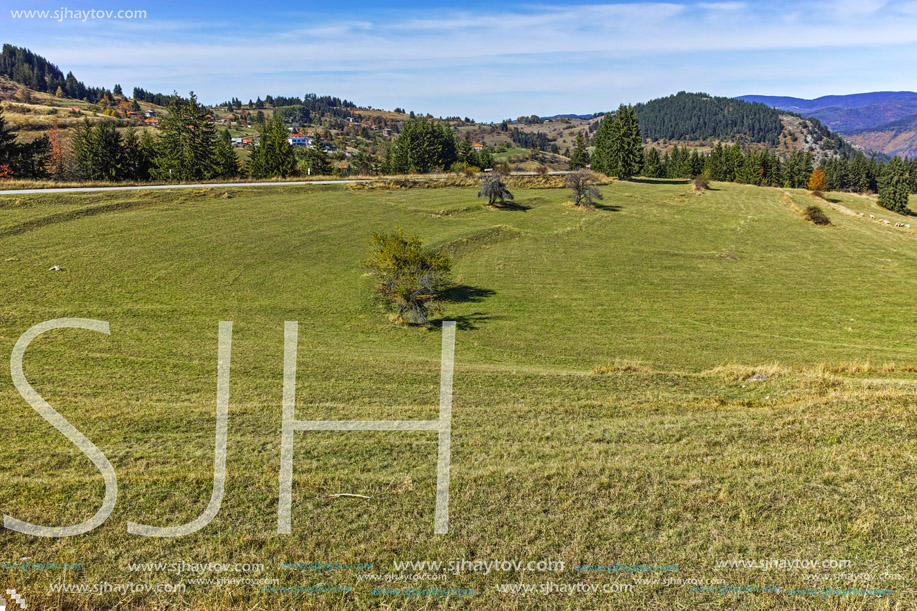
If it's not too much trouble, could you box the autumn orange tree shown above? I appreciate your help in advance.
[807,168,828,193]
[47,125,64,179]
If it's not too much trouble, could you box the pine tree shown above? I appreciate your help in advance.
[613,105,642,180]
[878,157,911,214]
[590,114,615,175]
[387,118,457,174]
[457,135,473,165]
[642,147,663,178]
[847,155,868,193]
[152,93,220,181]
[214,129,241,178]
[568,131,590,170]
[121,128,155,180]
[248,115,296,178]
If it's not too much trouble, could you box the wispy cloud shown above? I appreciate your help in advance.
[7,0,917,120]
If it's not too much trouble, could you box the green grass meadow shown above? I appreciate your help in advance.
[0,180,915,609]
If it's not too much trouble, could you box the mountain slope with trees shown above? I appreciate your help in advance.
[0,44,111,103]
[739,91,917,159]
[632,92,858,161]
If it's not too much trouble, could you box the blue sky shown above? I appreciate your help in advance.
[5,0,917,121]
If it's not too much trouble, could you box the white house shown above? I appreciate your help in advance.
[288,133,313,147]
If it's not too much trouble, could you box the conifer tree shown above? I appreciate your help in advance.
[152,93,220,181]
[878,157,911,214]
[642,147,663,178]
[568,131,590,170]
[249,115,296,178]
[214,129,241,178]
[590,114,615,175]
[300,136,333,176]
[613,105,642,180]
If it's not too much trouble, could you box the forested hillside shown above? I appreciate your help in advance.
[0,44,110,103]
[634,92,784,145]
[631,91,859,160]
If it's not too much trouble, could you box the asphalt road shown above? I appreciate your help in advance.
[0,179,367,196]
[0,172,574,196]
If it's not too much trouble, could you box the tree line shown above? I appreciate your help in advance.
[385,118,494,173]
[0,108,50,179]
[61,94,344,181]
[67,94,240,181]
[642,142,916,197]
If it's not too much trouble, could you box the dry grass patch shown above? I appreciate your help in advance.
[705,362,792,381]
[817,359,875,374]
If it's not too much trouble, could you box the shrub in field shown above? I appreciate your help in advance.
[567,169,603,209]
[366,229,452,325]
[803,205,831,225]
[478,176,514,207]
[691,170,711,191]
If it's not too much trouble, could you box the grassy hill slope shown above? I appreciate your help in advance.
[0,181,914,609]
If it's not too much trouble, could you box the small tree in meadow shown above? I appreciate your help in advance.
[567,169,603,209]
[692,169,711,191]
[478,176,514,207]
[366,229,452,325]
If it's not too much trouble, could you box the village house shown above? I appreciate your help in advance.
[288,133,313,147]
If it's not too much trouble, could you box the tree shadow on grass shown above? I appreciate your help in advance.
[442,284,496,303]
[594,202,623,212]
[436,312,495,331]
[629,178,690,185]
[488,201,531,212]
[438,284,497,330]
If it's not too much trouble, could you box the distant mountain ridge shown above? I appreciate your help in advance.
[737,92,917,158]
[739,92,917,115]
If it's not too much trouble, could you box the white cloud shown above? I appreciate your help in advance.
[698,2,746,11]
[14,1,917,120]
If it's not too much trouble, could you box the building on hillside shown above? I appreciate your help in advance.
[144,110,156,118]
[288,133,313,147]
[144,118,159,127]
